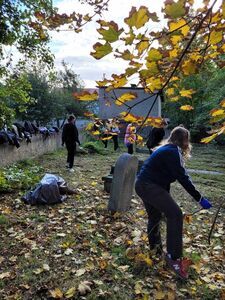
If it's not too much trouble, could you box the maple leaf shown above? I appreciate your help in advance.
[74,91,98,101]
[125,6,151,29]
[97,21,123,43]
[91,42,112,59]
[115,92,137,106]
[115,49,134,60]
[180,105,194,111]
[166,87,175,96]
[164,0,187,19]
[220,99,225,108]
[169,18,190,36]
[209,30,223,45]
[147,48,163,62]
[182,60,197,75]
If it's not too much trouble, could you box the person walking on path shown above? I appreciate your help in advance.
[124,122,136,154]
[135,126,212,280]
[62,115,80,172]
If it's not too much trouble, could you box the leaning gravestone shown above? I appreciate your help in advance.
[108,153,138,212]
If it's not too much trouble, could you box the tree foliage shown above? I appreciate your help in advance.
[48,0,224,142]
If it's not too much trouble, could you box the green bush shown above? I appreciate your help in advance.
[82,141,106,154]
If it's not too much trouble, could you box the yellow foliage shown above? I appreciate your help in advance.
[209,30,223,45]
[115,93,137,106]
[169,18,190,36]
[91,42,112,59]
[147,48,163,61]
[125,6,151,29]
[210,108,225,117]
[74,91,98,101]
[165,0,186,18]
[169,48,178,58]
[180,89,195,98]
[166,87,175,96]
[182,60,197,75]
[137,40,149,55]
[170,34,183,45]
[180,105,194,111]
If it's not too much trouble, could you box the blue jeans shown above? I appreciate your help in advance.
[135,179,183,259]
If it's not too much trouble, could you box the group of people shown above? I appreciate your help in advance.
[62,115,212,280]
[93,118,120,151]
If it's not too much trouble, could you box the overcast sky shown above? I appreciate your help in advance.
[50,0,220,88]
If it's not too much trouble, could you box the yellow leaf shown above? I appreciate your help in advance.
[170,96,179,102]
[74,91,98,101]
[145,77,163,91]
[136,40,149,55]
[91,42,112,59]
[180,105,194,111]
[164,0,186,18]
[115,92,137,106]
[220,99,225,108]
[111,75,127,88]
[50,288,63,299]
[155,291,166,300]
[92,130,100,135]
[222,2,225,18]
[169,18,190,36]
[116,49,134,61]
[65,287,76,299]
[169,48,178,58]
[96,79,110,87]
[147,48,163,61]
[209,30,223,45]
[146,61,159,77]
[201,133,218,143]
[182,60,196,75]
[170,34,183,45]
[85,123,94,131]
[125,6,151,29]
[180,89,195,98]
[166,87,175,96]
[210,108,224,117]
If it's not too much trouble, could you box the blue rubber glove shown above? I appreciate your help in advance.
[199,197,212,209]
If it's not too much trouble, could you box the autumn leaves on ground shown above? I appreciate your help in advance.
[0,144,225,300]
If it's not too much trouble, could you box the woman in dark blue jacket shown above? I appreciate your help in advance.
[135,126,212,279]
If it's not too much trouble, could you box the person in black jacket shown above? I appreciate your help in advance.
[135,126,212,280]
[146,120,168,154]
[62,115,80,172]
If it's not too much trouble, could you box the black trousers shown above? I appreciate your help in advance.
[112,135,119,151]
[127,144,133,154]
[101,134,108,148]
[66,142,76,168]
[135,179,183,259]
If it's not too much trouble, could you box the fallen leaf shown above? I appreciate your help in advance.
[76,268,86,277]
[78,281,92,295]
[50,288,63,299]
[65,287,76,298]
[0,272,10,279]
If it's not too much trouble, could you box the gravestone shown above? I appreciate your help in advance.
[108,153,138,212]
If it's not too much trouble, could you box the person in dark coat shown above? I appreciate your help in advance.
[62,115,80,172]
[135,126,212,280]
[146,121,167,154]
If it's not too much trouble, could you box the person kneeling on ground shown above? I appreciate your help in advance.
[135,126,212,280]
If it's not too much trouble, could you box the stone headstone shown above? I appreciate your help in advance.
[108,153,138,212]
